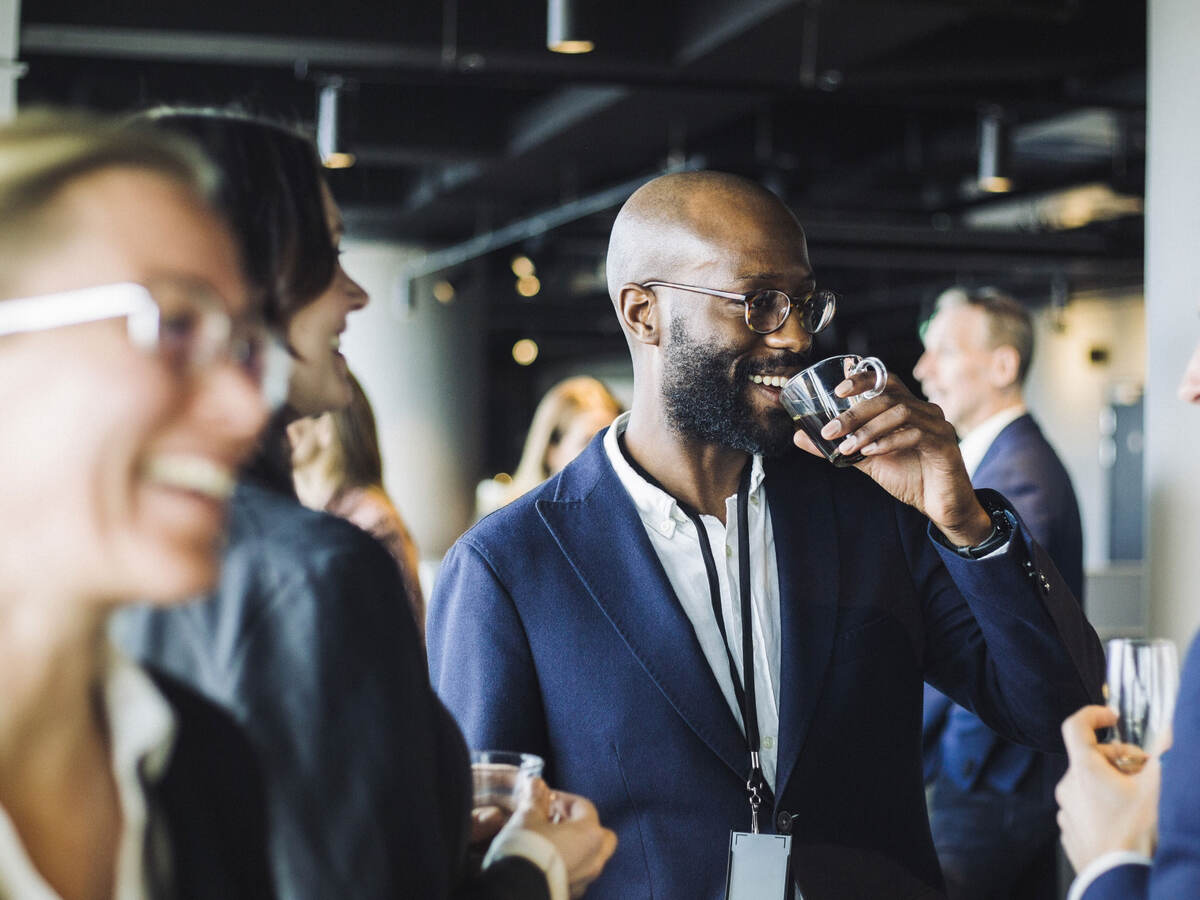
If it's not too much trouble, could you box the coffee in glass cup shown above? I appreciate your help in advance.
[780,354,887,466]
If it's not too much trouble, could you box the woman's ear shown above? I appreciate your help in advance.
[618,283,661,346]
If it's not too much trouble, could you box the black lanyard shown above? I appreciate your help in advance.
[619,437,767,830]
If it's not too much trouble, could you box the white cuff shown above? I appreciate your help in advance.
[1066,851,1152,900]
[483,826,569,900]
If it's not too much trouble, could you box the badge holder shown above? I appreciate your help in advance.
[725,772,794,900]
[725,831,793,900]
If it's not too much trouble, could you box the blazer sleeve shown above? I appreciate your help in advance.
[428,536,552,771]
[914,490,1105,752]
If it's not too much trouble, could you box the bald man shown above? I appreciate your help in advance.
[428,172,1104,900]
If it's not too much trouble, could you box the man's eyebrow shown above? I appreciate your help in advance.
[735,271,815,284]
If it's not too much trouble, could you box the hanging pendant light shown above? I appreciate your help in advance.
[547,0,594,54]
[316,78,355,169]
[977,106,1011,193]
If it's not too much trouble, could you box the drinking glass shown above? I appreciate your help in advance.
[780,354,888,466]
[469,750,544,812]
[1106,637,1179,769]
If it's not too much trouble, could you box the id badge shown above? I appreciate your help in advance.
[724,831,794,900]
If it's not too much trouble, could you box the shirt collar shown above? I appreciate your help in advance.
[603,411,766,539]
[958,404,1026,478]
[104,642,177,786]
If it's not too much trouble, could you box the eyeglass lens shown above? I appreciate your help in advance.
[746,290,834,335]
[146,280,275,387]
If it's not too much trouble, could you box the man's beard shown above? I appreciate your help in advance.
[661,315,808,457]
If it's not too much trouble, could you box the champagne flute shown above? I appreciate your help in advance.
[1105,638,1180,771]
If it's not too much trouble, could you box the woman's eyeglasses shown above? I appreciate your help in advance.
[640,280,837,335]
[0,280,291,409]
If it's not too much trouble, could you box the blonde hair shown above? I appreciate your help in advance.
[507,376,622,499]
[0,109,214,293]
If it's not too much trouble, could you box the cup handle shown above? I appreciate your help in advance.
[852,356,888,399]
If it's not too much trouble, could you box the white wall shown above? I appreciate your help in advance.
[338,241,485,559]
[1145,0,1200,651]
[1,0,20,121]
[1024,293,1146,572]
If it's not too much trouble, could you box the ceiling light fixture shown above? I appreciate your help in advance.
[516,275,541,297]
[512,338,540,366]
[977,106,1011,193]
[317,78,355,169]
[547,0,594,54]
[511,254,536,278]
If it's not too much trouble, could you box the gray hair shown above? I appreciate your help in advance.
[934,286,1035,384]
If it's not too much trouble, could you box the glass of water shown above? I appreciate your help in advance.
[1106,638,1179,769]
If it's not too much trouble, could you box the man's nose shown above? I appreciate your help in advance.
[913,350,931,382]
[763,308,814,355]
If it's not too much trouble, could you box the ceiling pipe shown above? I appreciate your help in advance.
[391,154,704,317]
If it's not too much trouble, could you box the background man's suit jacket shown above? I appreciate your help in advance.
[923,412,1085,796]
[428,435,1105,900]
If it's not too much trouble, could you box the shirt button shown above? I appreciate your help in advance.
[750,494,760,506]
[762,736,775,750]
[726,545,733,557]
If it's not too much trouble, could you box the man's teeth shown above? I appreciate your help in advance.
[750,374,790,388]
[143,455,236,500]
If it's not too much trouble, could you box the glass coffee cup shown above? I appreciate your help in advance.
[780,354,888,466]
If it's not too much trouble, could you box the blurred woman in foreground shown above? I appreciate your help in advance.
[0,111,272,898]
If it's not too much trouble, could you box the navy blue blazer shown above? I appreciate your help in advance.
[1081,634,1200,899]
[428,434,1105,900]
[923,413,1085,794]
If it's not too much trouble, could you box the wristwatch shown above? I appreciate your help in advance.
[951,503,1014,560]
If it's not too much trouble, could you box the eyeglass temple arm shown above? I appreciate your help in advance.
[0,282,159,344]
[642,281,748,302]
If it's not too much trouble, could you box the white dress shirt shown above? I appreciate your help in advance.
[958,404,1026,478]
[604,412,784,790]
[0,644,177,900]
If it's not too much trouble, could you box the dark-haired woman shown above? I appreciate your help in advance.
[115,111,614,900]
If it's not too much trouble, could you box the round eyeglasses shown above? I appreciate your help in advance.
[641,280,837,335]
[0,280,291,409]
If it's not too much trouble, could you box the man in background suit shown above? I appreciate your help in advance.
[429,171,1104,900]
[1054,338,1200,899]
[915,286,1085,900]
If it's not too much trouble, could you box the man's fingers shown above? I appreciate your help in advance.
[793,428,825,457]
[1061,705,1118,761]
[554,790,600,823]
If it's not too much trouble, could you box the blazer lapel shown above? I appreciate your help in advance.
[537,440,750,781]
[766,454,841,797]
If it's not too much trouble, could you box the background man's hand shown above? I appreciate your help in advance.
[793,371,992,545]
[506,779,618,898]
[1055,705,1162,873]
